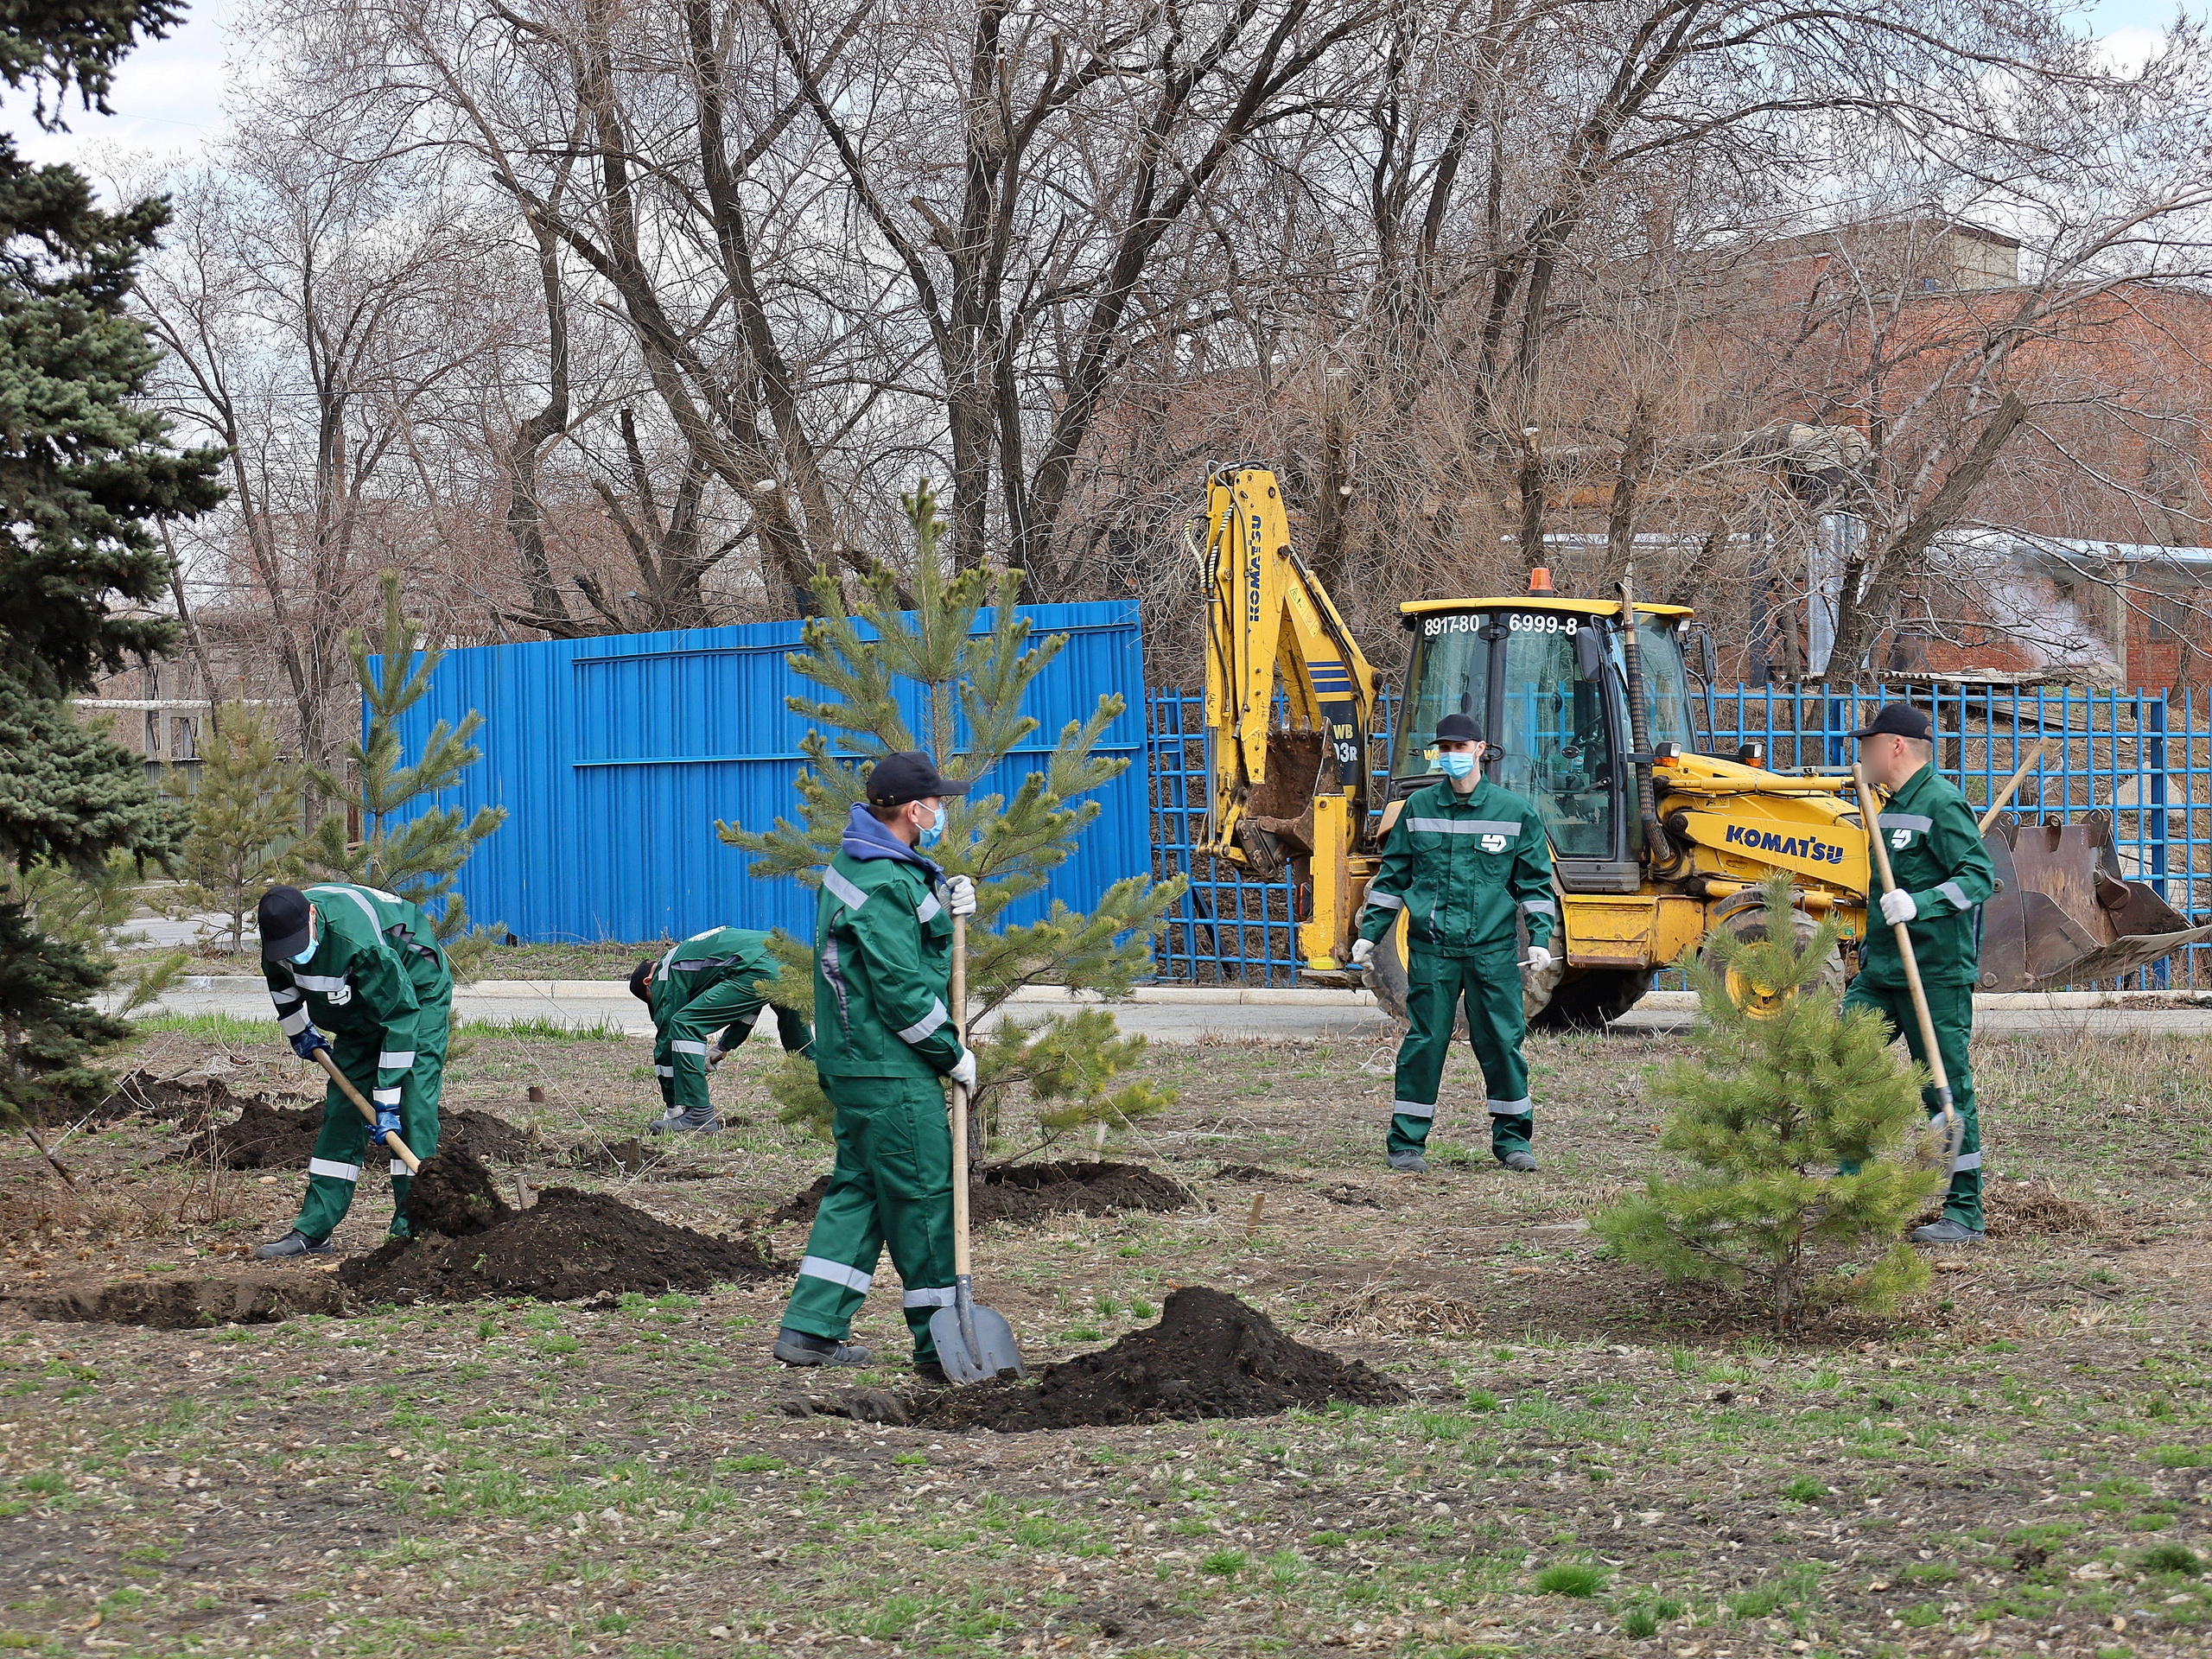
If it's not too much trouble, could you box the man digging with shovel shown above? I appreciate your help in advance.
[772,752,981,1383]
[631,926,813,1135]
[1847,704,1996,1245]
[251,883,453,1259]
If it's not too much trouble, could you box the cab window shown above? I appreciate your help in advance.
[1392,613,1488,781]
[1495,612,1618,860]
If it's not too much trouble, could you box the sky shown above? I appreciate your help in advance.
[0,0,2206,174]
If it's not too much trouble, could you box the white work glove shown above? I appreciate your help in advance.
[947,1049,979,1091]
[1880,888,1917,925]
[703,1043,728,1070]
[945,874,977,918]
[1523,944,1553,973]
[1349,938,1375,969]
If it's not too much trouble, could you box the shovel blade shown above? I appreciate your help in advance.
[929,1303,1026,1385]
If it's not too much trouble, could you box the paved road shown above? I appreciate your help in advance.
[132,978,2212,1043]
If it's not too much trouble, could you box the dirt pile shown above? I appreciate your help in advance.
[905,1286,1408,1432]
[338,1185,778,1303]
[5,1274,347,1328]
[773,1160,1189,1230]
[398,1148,510,1236]
[176,1103,542,1172]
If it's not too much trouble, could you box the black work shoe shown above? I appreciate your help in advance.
[255,1230,333,1261]
[1910,1218,1985,1245]
[650,1107,721,1135]
[772,1326,873,1368]
[1387,1150,1428,1173]
[913,1360,950,1387]
[1500,1150,1538,1172]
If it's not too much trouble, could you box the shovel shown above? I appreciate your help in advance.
[928,913,1026,1384]
[311,1047,424,1175]
[1853,764,1965,1173]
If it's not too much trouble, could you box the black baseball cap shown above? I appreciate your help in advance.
[629,959,658,1003]
[257,885,314,962]
[1851,703,1934,742]
[1433,712,1484,744]
[865,750,972,805]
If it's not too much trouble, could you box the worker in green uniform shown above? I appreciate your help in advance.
[629,926,813,1134]
[251,882,453,1259]
[1847,703,1996,1244]
[1350,713,1558,1174]
[773,751,978,1378]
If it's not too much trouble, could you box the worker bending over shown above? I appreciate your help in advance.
[631,926,812,1134]
[1848,703,1996,1244]
[252,883,452,1258]
[773,751,977,1380]
[1351,713,1557,1173]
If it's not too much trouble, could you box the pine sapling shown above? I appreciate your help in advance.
[1594,877,1943,1331]
[158,702,305,954]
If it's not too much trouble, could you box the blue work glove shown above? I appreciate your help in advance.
[369,1106,403,1147]
[289,1027,330,1061]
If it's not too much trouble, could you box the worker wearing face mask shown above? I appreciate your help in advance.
[1350,714,1557,1173]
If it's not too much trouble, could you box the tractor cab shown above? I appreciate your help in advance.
[1392,591,1700,893]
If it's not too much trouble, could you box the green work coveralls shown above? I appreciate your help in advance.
[648,926,812,1121]
[1358,779,1557,1162]
[780,807,965,1363]
[263,883,452,1243]
[1842,763,1996,1230]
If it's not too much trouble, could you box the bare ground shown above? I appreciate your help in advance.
[2,1018,2209,1659]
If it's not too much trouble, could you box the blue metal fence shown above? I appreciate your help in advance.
[1147,683,2212,988]
[374,603,1149,944]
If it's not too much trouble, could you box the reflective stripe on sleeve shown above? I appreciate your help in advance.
[1363,889,1403,910]
[671,1040,710,1056]
[1936,880,1970,912]
[1488,1097,1533,1116]
[1521,898,1557,916]
[1404,817,1521,836]
[308,1158,360,1184]
[279,1008,310,1037]
[798,1255,873,1294]
[378,1050,415,1071]
[656,1065,675,1078]
[1392,1099,1437,1121]
[390,1160,409,1176]
[897,998,950,1045]
[1877,813,1932,832]
[822,869,869,912]
[902,1287,957,1309]
[916,891,943,924]
[270,987,302,1007]
[293,973,350,994]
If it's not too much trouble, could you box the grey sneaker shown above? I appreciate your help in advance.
[1500,1150,1538,1172]
[649,1106,721,1135]
[1387,1150,1428,1173]
[772,1327,873,1369]
[255,1230,333,1261]
[1910,1218,1985,1245]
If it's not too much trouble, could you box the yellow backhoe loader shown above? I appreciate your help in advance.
[1197,465,2208,1023]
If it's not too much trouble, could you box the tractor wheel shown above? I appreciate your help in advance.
[1529,968,1654,1031]
[1369,923,1562,1029]
[1701,904,1844,1019]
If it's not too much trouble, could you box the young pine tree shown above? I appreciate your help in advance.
[299,571,507,976]
[159,702,305,953]
[1594,878,1944,1332]
[719,482,1185,1156]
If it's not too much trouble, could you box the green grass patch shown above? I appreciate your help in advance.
[460,1015,628,1043]
[136,1011,275,1044]
[1533,1563,1605,1597]
[2144,1544,2204,1576]
[1780,1476,1823,1503]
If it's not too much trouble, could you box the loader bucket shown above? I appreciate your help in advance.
[1978,811,2212,992]
[1234,729,1325,876]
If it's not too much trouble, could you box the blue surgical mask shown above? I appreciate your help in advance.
[290,940,317,964]
[917,803,945,849]
[1438,752,1477,779]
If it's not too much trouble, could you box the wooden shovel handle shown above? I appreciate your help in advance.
[949,915,970,1280]
[1854,764,1954,1110]
[313,1047,423,1174]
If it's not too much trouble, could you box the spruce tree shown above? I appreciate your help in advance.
[0,0,226,1128]
[1594,878,1944,1331]
[719,482,1184,1154]
[299,572,507,975]
[159,702,306,953]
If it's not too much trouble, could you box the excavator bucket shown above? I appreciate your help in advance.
[1233,730,1325,878]
[1978,811,2212,992]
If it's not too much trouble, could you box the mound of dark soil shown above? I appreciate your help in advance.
[772,1160,1189,1230]
[399,1148,509,1237]
[5,1274,348,1328]
[176,1102,541,1172]
[337,1186,778,1304]
[905,1286,1408,1432]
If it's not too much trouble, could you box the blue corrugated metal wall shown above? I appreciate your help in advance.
[372,604,1147,944]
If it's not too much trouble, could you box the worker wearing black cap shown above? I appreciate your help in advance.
[1349,714,1557,1173]
[251,883,453,1258]
[1849,702,1995,1243]
[773,750,980,1378]
[630,927,813,1134]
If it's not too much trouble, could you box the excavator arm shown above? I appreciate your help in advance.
[1198,467,1381,970]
